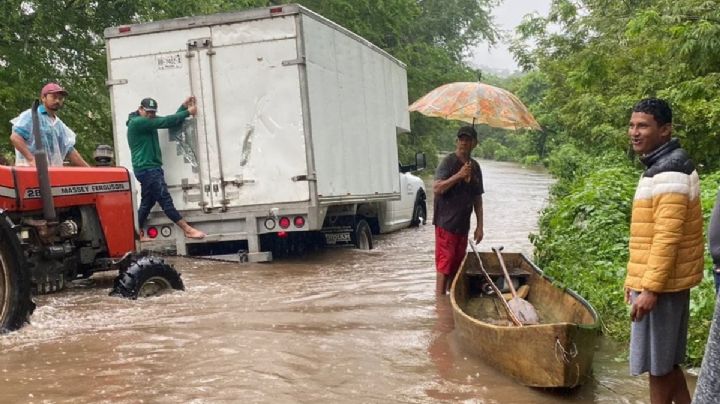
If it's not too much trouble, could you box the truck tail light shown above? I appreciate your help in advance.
[279,217,290,229]
[264,218,276,230]
[270,6,283,14]
[119,26,131,33]
[146,227,159,238]
[294,216,305,228]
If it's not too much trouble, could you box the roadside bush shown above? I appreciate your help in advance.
[475,138,504,160]
[492,146,514,162]
[519,154,541,167]
[532,163,637,339]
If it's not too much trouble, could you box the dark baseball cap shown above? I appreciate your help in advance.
[457,125,477,140]
[140,97,158,112]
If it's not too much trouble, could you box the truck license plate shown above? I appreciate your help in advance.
[324,232,351,244]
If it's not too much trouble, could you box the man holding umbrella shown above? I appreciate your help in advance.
[409,81,538,295]
[433,126,484,295]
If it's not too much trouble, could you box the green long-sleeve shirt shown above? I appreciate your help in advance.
[126,105,190,172]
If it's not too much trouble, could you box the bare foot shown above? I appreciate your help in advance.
[137,230,152,242]
[184,228,206,239]
[177,219,206,239]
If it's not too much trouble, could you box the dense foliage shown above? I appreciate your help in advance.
[509,0,720,168]
[0,0,498,168]
[4,0,717,366]
[0,0,272,159]
[503,0,720,365]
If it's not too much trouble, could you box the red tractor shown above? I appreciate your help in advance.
[0,101,184,332]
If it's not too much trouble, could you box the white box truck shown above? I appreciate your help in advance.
[104,4,426,262]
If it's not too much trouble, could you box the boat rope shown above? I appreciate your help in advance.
[554,338,578,364]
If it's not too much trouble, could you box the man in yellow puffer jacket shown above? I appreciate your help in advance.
[625,98,704,404]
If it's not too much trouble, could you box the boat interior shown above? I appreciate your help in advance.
[457,252,598,327]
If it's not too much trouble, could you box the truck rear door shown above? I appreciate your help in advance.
[191,17,310,210]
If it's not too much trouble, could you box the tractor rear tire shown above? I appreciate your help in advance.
[110,256,184,299]
[0,213,35,332]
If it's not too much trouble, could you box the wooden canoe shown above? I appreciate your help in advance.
[450,251,600,388]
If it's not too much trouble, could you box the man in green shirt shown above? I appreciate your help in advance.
[127,96,205,240]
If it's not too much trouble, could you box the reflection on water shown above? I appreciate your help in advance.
[0,160,688,403]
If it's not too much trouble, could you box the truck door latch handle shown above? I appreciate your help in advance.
[222,179,255,186]
[292,174,316,182]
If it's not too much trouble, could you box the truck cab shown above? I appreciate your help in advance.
[383,152,426,232]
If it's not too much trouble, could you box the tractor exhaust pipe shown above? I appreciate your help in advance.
[31,100,57,223]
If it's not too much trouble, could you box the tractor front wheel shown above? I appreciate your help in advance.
[110,257,184,299]
[0,213,34,332]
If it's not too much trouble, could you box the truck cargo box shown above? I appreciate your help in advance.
[105,4,422,261]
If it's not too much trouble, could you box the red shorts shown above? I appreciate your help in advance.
[435,226,468,276]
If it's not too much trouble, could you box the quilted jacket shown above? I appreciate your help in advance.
[625,138,704,293]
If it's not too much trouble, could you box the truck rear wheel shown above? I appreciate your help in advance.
[110,257,184,299]
[0,213,34,332]
[352,219,373,250]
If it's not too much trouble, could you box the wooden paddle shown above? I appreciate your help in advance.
[493,246,540,325]
[468,241,522,326]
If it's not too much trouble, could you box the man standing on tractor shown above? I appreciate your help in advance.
[9,82,90,167]
[127,96,206,240]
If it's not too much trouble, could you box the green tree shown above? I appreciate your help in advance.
[0,0,267,161]
[511,0,720,168]
[1,0,498,166]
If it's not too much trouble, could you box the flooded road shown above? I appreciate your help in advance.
[1,159,690,403]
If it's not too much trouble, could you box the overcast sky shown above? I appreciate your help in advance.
[468,0,553,73]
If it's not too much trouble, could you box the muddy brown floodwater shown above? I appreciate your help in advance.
[1,159,695,403]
